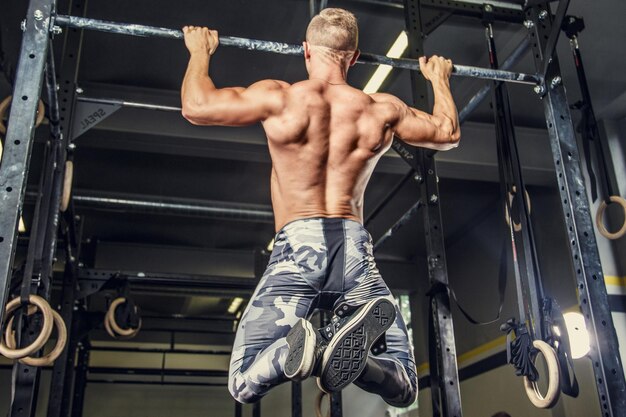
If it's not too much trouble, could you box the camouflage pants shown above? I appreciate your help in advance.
[228,218,417,406]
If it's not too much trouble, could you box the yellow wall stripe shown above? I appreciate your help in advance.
[605,276,626,287]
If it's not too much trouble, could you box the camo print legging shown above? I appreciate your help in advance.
[228,218,417,406]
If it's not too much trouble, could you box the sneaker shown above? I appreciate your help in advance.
[285,319,326,380]
[317,297,396,393]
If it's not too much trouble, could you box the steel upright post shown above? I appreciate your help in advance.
[291,382,302,417]
[252,400,261,417]
[403,1,462,416]
[526,6,626,417]
[46,0,89,414]
[70,340,90,417]
[0,0,55,324]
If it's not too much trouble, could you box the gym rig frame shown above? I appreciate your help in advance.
[0,0,624,417]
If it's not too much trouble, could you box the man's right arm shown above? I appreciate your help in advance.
[372,56,460,151]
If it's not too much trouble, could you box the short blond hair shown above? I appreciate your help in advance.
[306,8,358,52]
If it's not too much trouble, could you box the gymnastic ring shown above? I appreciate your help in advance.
[595,196,626,240]
[523,340,560,409]
[0,96,45,135]
[60,160,74,212]
[103,310,117,339]
[505,186,531,232]
[315,391,331,417]
[0,295,54,359]
[106,297,141,337]
[104,311,141,340]
[105,297,141,338]
[5,308,67,366]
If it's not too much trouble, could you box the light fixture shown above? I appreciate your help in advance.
[563,312,591,359]
[266,238,275,252]
[227,297,244,314]
[362,31,408,94]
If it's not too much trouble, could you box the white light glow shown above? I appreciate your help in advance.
[362,31,408,94]
[564,312,591,359]
[266,238,275,252]
[227,297,244,314]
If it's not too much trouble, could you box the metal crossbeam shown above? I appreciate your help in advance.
[53,14,540,85]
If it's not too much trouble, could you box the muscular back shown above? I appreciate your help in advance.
[181,34,459,232]
[262,80,395,231]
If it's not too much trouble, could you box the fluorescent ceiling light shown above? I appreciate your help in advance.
[363,31,408,94]
[227,297,244,314]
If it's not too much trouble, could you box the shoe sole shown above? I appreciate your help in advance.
[285,319,316,380]
[318,297,396,393]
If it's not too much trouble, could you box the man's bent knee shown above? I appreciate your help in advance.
[228,370,263,404]
[228,381,261,404]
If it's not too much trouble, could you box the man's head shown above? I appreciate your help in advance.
[304,8,360,70]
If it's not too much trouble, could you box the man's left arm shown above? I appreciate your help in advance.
[181,26,287,126]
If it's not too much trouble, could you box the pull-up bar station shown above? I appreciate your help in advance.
[52,14,541,85]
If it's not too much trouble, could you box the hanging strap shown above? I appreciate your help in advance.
[543,298,580,397]
[500,318,539,381]
[572,100,598,201]
[425,251,507,326]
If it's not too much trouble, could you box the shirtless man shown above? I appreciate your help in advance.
[181,8,460,406]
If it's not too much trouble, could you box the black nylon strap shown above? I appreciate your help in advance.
[543,298,580,397]
[500,318,539,381]
[575,102,599,202]
[426,257,506,326]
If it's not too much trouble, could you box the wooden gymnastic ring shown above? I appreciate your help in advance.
[596,196,626,240]
[315,391,331,417]
[0,96,45,135]
[104,312,141,340]
[505,186,531,232]
[5,309,67,366]
[0,295,54,359]
[103,310,117,339]
[105,297,141,339]
[523,340,560,409]
[60,160,74,212]
[106,297,141,337]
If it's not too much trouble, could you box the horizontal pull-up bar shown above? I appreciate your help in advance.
[54,15,540,85]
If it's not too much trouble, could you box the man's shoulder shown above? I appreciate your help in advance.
[369,92,399,104]
[250,79,291,92]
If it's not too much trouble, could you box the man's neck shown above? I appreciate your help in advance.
[307,58,349,85]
